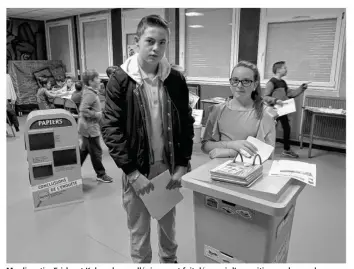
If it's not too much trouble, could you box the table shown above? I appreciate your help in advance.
[300,106,346,158]
[62,94,72,99]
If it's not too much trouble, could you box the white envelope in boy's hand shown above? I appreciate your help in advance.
[140,170,184,220]
[274,98,296,117]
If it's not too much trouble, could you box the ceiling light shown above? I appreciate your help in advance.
[186,12,204,17]
[189,25,204,28]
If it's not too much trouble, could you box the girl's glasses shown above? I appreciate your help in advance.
[229,78,253,87]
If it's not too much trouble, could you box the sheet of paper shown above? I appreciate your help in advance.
[140,170,184,220]
[269,160,317,187]
[233,137,274,164]
[192,109,204,126]
[274,98,296,117]
[189,92,200,109]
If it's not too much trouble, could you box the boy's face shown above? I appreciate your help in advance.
[66,79,73,88]
[89,76,101,89]
[136,26,168,67]
[278,65,288,76]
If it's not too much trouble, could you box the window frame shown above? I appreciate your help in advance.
[179,8,241,86]
[45,19,75,77]
[257,9,346,94]
[78,12,113,79]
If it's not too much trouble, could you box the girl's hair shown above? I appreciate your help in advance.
[232,61,264,119]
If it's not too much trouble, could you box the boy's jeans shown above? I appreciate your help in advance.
[277,115,291,151]
[122,161,178,263]
[80,136,106,177]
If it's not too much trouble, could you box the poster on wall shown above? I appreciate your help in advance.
[127,44,138,57]
[126,33,138,58]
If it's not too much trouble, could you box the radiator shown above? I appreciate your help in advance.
[301,95,346,144]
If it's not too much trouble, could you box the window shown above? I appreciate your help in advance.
[179,8,240,85]
[257,8,346,93]
[79,12,113,78]
[45,19,75,77]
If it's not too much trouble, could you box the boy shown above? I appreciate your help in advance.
[101,15,194,263]
[63,76,75,92]
[106,66,119,79]
[263,61,309,158]
[79,70,113,183]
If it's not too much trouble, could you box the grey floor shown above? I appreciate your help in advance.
[6,115,346,263]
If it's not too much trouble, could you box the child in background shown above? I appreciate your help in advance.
[71,81,83,108]
[62,76,75,92]
[78,70,113,183]
[106,66,119,78]
[263,61,310,158]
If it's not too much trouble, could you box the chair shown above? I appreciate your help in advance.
[64,99,79,121]
[38,102,51,110]
[53,97,65,108]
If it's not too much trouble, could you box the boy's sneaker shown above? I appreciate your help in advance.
[97,174,113,183]
[281,149,299,158]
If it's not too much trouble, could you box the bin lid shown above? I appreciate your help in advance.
[182,158,305,216]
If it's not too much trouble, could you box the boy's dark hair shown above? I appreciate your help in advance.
[66,76,73,81]
[272,61,286,74]
[75,81,83,91]
[82,69,99,86]
[106,66,118,78]
[135,15,170,40]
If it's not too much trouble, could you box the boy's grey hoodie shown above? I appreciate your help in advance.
[78,86,102,138]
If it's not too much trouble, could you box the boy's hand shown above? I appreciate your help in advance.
[301,82,311,90]
[166,166,187,190]
[130,173,154,196]
[81,108,95,118]
[275,99,284,106]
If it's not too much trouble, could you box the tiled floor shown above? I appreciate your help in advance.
[6,115,346,263]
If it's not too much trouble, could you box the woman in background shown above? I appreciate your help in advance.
[201,61,276,159]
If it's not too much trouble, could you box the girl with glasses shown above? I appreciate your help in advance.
[201,61,276,159]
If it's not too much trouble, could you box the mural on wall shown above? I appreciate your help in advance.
[7,18,47,68]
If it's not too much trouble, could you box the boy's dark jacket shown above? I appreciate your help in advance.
[100,55,194,176]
